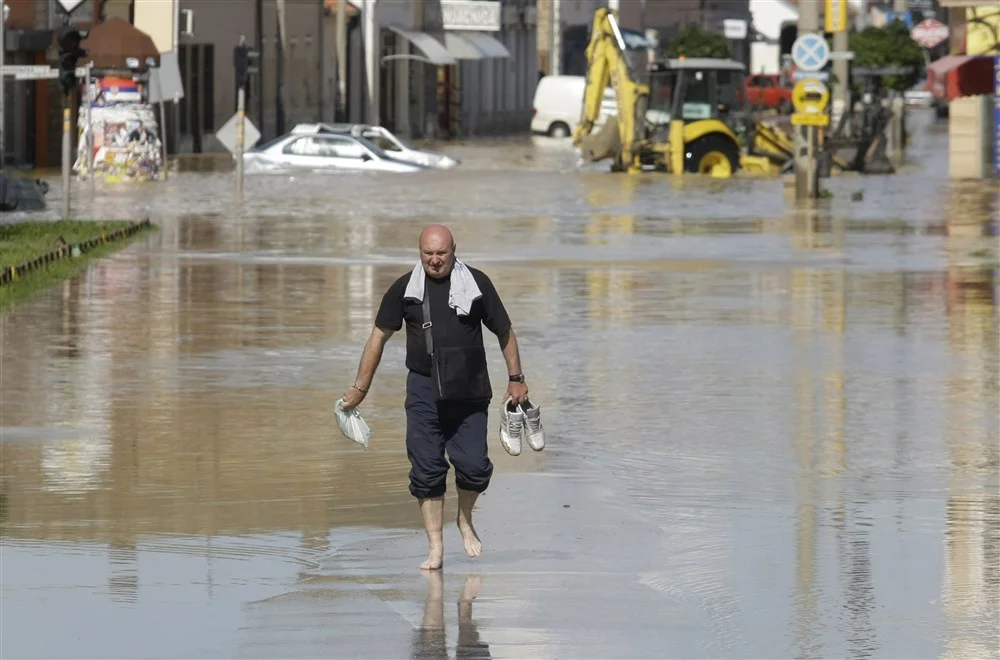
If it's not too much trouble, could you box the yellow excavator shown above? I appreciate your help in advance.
[573,7,794,178]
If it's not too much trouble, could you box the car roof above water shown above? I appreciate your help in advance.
[290,122,373,135]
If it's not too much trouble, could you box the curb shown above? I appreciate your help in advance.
[0,218,154,286]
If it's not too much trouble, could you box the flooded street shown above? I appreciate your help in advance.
[1,109,998,658]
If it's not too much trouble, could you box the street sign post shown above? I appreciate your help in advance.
[792,33,830,73]
[723,19,747,40]
[825,0,848,33]
[1,64,89,78]
[216,111,261,155]
[792,70,830,82]
[791,113,831,127]
[56,0,87,13]
[216,109,260,198]
[792,78,830,115]
[910,18,950,49]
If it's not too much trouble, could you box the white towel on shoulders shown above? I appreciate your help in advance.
[403,259,482,316]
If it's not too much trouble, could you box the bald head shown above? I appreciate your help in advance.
[419,224,454,250]
[418,224,456,279]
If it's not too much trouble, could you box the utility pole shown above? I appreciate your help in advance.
[234,35,252,198]
[57,25,86,219]
[255,0,264,136]
[61,93,71,218]
[337,0,347,122]
[550,0,561,76]
[363,0,378,125]
[1,2,9,172]
[85,62,95,193]
[794,1,820,200]
[828,0,850,133]
[317,0,324,121]
[275,0,286,136]
[236,85,245,197]
[415,0,425,134]
[891,0,908,163]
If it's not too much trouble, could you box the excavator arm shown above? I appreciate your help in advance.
[572,8,648,173]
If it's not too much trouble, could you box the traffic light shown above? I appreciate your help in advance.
[233,44,260,90]
[58,26,88,95]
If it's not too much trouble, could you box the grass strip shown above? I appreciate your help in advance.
[0,219,156,311]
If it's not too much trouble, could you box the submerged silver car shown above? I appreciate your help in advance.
[291,123,460,170]
[243,130,427,173]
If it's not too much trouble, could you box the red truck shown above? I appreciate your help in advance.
[745,74,794,114]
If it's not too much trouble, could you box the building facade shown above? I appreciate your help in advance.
[2,0,103,168]
[157,0,333,152]
[358,0,539,139]
[141,0,539,148]
[2,0,541,165]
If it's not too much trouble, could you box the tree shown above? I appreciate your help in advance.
[848,21,925,92]
[665,25,732,60]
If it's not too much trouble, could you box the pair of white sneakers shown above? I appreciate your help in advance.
[499,397,545,456]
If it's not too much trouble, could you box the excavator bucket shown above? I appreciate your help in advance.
[752,121,795,166]
[577,116,622,164]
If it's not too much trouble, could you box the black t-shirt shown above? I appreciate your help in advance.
[375,266,512,376]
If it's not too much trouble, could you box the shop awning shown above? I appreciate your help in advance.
[449,31,511,59]
[384,26,457,66]
[443,32,485,60]
[926,55,994,102]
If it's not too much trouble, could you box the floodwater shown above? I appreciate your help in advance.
[1,109,998,659]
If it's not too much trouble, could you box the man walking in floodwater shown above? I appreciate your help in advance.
[341,224,542,570]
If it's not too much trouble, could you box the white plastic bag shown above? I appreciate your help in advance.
[335,398,372,449]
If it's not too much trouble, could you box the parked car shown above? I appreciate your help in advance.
[745,73,793,114]
[531,75,616,138]
[243,130,427,173]
[290,122,459,169]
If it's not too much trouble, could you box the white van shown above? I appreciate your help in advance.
[531,75,617,138]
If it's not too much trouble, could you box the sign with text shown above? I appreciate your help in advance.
[825,0,848,33]
[792,112,830,127]
[724,19,747,40]
[910,18,949,49]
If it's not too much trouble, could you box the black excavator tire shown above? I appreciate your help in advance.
[683,134,740,175]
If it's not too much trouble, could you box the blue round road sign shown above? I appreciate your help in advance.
[792,33,829,72]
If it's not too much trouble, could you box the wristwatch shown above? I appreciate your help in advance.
[509,373,525,383]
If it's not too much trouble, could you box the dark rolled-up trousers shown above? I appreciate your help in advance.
[405,370,493,499]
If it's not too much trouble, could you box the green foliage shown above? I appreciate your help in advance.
[666,24,732,59]
[848,20,925,91]
[0,220,135,269]
[0,220,155,311]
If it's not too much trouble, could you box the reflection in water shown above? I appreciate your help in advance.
[411,573,491,660]
[0,110,997,658]
[942,243,999,660]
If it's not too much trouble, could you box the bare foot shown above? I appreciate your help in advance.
[418,497,445,571]
[460,574,482,602]
[457,517,483,558]
[421,542,444,571]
